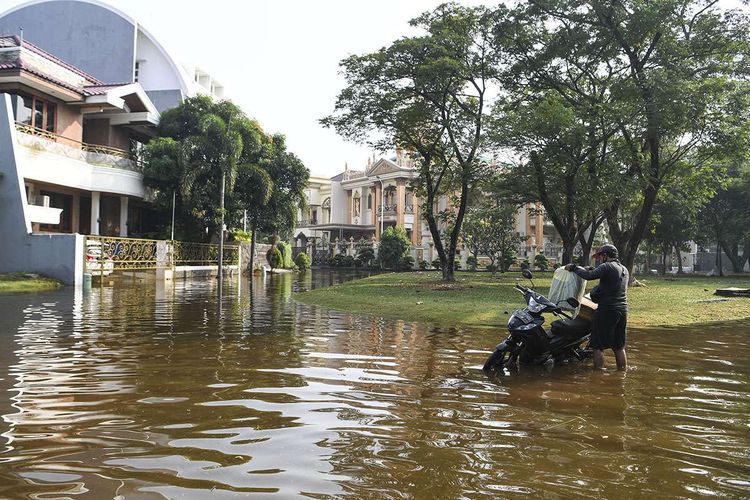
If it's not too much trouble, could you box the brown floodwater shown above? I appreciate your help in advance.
[0,271,748,499]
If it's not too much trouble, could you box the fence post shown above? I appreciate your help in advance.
[156,240,173,282]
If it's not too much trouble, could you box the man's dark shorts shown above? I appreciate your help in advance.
[591,308,627,350]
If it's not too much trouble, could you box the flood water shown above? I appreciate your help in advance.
[0,271,748,499]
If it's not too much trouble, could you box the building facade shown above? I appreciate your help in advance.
[0,0,224,112]
[0,1,227,283]
[295,151,565,265]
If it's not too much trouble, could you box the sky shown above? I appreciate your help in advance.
[0,0,475,177]
[0,0,743,178]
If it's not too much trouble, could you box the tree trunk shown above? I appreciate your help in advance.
[661,248,668,275]
[720,240,743,274]
[674,243,683,274]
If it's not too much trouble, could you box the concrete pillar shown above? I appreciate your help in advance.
[348,237,355,256]
[412,193,421,245]
[347,191,352,224]
[396,180,405,228]
[374,183,381,241]
[156,240,173,282]
[91,191,100,236]
[535,202,544,253]
[71,193,80,233]
[119,196,129,237]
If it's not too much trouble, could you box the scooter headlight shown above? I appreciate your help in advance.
[527,297,545,313]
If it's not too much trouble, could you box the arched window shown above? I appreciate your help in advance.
[367,194,372,210]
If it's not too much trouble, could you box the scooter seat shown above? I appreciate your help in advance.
[551,316,590,337]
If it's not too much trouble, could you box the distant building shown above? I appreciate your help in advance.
[295,150,565,264]
[0,0,224,112]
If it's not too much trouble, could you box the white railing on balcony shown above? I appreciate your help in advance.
[15,123,140,172]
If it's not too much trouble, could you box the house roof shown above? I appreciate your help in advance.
[0,35,147,99]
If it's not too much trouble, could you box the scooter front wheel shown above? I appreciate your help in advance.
[483,342,517,372]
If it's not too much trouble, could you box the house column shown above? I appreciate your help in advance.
[120,196,129,237]
[91,191,100,236]
[374,183,381,240]
[535,202,544,252]
[412,193,421,245]
[525,203,532,250]
[396,179,405,228]
[347,191,352,224]
[71,194,80,233]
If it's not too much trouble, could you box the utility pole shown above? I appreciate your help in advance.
[218,115,232,284]
[218,172,225,282]
[170,190,176,241]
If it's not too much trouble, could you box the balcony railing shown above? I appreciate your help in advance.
[297,219,319,228]
[377,204,398,214]
[15,123,140,172]
[377,204,414,214]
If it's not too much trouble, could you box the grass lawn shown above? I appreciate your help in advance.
[0,273,61,294]
[295,271,750,328]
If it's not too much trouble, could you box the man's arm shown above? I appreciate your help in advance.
[565,264,604,280]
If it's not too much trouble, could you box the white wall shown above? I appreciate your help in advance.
[330,181,348,224]
[135,30,187,92]
[0,95,83,285]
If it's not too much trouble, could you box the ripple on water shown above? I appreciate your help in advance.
[0,272,747,499]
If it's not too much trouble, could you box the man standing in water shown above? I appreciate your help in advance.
[565,244,628,370]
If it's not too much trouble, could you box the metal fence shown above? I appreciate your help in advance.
[173,241,239,267]
[84,236,239,275]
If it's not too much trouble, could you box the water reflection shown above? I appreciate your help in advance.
[0,271,748,498]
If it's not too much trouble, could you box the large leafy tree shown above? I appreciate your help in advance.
[141,96,287,245]
[322,4,500,281]
[461,200,526,273]
[697,165,750,274]
[242,134,309,271]
[500,0,750,274]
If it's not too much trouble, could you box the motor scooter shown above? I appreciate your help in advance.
[483,269,594,372]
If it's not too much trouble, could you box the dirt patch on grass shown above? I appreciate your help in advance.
[430,283,473,292]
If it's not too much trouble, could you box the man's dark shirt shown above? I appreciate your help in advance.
[572,261,629,310]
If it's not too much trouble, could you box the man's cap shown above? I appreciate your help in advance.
[595,244,618,258]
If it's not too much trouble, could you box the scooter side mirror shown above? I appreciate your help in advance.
[567,298,580,308]
[522,269,533,280]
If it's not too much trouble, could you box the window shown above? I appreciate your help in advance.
[9,92,55,133]
[134,60,143,82]
[367,194,372,210]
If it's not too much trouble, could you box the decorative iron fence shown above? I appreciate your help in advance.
[84,236,239,275]
[173,241,239,267]
[84,236,161,274]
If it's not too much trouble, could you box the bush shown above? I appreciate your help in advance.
[276,242,294,269]
[486,263,499,274]
[266,246,283,269]
[419,260,430,271]
[520,259,531,270]
[230,229,251,242]
[330,253,346,267]
[353,258,363,268]
[400,255,415,271]
[432,258,442,270]
[378,226,410,269]
[294,252,311,270]
[466,256,478,271]
[357,246,376,267]
[342,255,355,267]
[454,259,461,271]
[535,254,549,271]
